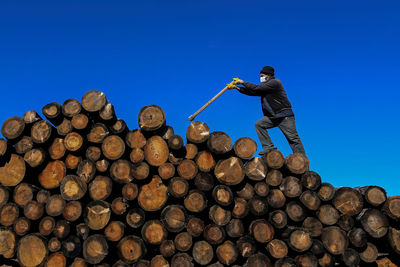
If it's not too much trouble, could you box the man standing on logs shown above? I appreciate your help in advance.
[232,66,306,155]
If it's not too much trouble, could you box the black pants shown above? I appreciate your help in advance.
[255,116,306,154]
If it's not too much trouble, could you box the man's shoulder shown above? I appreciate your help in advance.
[266,78,282,87]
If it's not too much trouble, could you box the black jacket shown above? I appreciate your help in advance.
[238,78,294,118]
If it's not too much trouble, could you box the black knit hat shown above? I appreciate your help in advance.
[260,66,275,75]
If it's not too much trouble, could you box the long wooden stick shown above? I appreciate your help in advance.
[188,86,229,121]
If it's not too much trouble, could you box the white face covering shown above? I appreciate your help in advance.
[260,76,267,83]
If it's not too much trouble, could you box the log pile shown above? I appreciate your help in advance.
[0,90,399,267]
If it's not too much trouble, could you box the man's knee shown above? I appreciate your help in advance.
[255,117,273,129]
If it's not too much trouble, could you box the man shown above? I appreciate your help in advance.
[231,66,306,155]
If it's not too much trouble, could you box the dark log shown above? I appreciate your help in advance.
[249,196,268,216]
[0,138,11,164]
[341,248,360,267]
[232,197,249,219]
[207,131,232,154]
[110,119,129,136]
[359,185,387,207]
[302,217,323,237]
[161,126,174,141]
[99,102,117,125]
[387,227,400,255]
[48,237,62,252]
[337,214,354,231]
[263,149,284,169]
[236,183,254,200]
[286,201,306,222]
[187,217,205,237]
[161,205,187,232]
[204,224,225,245]
[317,204,340,225]
[245,157,267,181]
[266,189,286,209]
[171,253,193,267]
[138,104,166,131]
[150,255,169,267]
[275,257,296,267]
[233,137,257,160]
[249,219,274,244]
[168,134,184,150]
[15,136,33,155]
[226,218,244,238]
[23,110,42,126]
[383,196,400,221]
[85,200,111,230]
[126,208,145,229]
[86,146,101,162]
[212,185,233,206]
[77,159,96,183]
[318,252,334,267]
[81,90,107,113]
[194,172,214,192]
[17,234,48,267]
[132,162,150,180]
[359,242,378,263]
[209,205,231,226]
[295,253,318,267]
[333,187,364,216]
[53,220,71,239]
[244,253,271,267]
[158,162,175,179]
[96,158,109,172]
[122,182,138,200]
[192,240,213,265]
[186,121,209,144]
[268,210,287,229]
[301,171,321,191]
[1,116,25,142]
[62,235,81,258]
[143,136,169,166]
[168,177,189,198]
[160,240,175,258]
[236,236,256,258]
[83,234,108,264]
[266,169,283,186]
[76,223,90,240]
[57,118,73,136]
[300,190,321,211]
[348,227,367,248]
[63,201,82,222]
[321,226,348,255]
[280,176,302,198]
[360,208,389,238]
[141,220,167,245]
[254,182,269,197]
[174,232,192,252]
[310,239,325,256]
[317,182,335,202]
[62,98,81,118]
[0,185,9,207]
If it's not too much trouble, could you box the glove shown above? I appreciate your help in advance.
[226,83,239,90]
[233,78,244,84]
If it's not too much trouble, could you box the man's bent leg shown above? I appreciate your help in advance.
[255,116,276,152]
[278,116,306,154]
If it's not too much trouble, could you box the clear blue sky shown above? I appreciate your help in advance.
[1,1,399,195]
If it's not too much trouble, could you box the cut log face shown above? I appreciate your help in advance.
[301,171,321,191]
[143,136,169,166]
[264,149,284,169]
[1,116,25,141]
[207,131,232,154]
[285,153,309,175]
[214,157,245,185]
[126,130,147,149]
[81,90,107,113]
[138,105,166,131]
[85,200,111,230]
[138,176,168,211]
[39,160,66,189]
[321,226,348,255]
[17,234,48,267]
[289,229,312,252]
[388,227,400,255]
[360,208,389,238]
[245,157,267,181]
[383,196,400,220]
[193,240,213,265]
[117,235,146,264]
[83,234,108,264]
[31,120,53,144]
[186,121,209,144]
[333,187,364,216]
[233,137,257,160]
[195,151,215,172]
[0,154,26,187]
[102,135,125,161]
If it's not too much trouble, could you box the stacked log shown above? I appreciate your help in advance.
[0,90,399,267]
